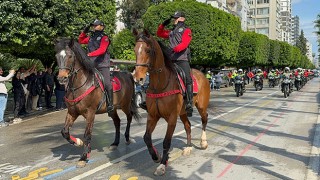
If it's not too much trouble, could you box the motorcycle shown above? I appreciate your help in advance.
[254,75,263,91]
[294,75,302,91]
[282,76,291,98]
[234,75,245,97]
[268,76,276,88]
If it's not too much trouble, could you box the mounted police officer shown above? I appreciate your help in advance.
[157,11,194,117]
[78,19,113,113]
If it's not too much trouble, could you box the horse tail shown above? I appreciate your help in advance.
[128,72,141,123]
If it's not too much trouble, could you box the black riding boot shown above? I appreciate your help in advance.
[186,84,193,117]
[139,101,147,111]
[106,89,114,113]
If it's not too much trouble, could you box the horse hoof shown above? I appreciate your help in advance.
[154,164,166,176]
[76,161,86,168]
[75,138,83,147]
[109,145,118,151]
[182,147,193,156]
[200,141,208,149]
[126,138,136,145]
[153,153,162,163]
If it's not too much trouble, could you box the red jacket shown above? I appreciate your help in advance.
[78,32,110,57]
[156,24,192,53]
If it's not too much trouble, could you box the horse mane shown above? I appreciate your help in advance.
[156,40,176,73]
[71,41,95,75]
[54,38,95,75]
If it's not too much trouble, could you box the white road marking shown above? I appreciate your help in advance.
[70,91,278,180]
[0,144,4,147]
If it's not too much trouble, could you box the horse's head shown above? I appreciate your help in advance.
[133,29,154,85]
[54,38,76,84]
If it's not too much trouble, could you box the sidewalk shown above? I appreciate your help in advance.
[3,95,60,124]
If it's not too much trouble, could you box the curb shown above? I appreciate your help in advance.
[306,81,320,180]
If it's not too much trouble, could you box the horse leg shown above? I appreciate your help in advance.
[199,108,209,149]
[154,116,177,176]
[61,113,82,146]
[144,115,161,163]
[109,110,121,150]
[124,109,133,145]
[179,114,192,156]
[77,112,95,168]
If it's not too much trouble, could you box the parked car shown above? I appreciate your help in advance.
[134,75,149,107]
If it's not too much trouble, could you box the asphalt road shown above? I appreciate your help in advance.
[0,78,319,180]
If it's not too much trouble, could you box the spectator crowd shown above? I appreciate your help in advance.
[0,65,66,127]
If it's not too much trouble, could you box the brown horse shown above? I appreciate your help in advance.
[54,38,140,167]
[133,29,210,175]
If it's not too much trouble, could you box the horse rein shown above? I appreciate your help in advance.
[57,49,93,102]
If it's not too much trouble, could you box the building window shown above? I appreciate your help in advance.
[257,0,269,4]
[256,18,269,25]
[256,28,269,35]
[248,0,253,5]
[257,7,269,15]
[248,19,255,25]
[249,9,255,15]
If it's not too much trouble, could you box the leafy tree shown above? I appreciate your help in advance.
[295,30,307,55]
[237,32,269,67]
[119,0,149,29]
[268,40,281,66]
[279,41,293,67]
[315,14,320,59]
[0,0,116,67]
[141,0,241,67]
[110,29,136,60]
[0,53,16,74]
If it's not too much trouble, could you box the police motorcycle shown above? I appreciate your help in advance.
[281,76,291,98]
[268,76,276,88]
[281,67,293,98]
[234,73,245,97]
[294,69,303,91]
[254,73,263,91]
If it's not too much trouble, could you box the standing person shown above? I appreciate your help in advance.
[205,71,213,90]
[0,67,15,127]
[156,11,194,117]
[29,69,41,111]
[36,70,44,109]
[215,72,222,91]
[12,71,25,123]
[54,72,66,111]
[78,19,114,113]
[44,68,54,109]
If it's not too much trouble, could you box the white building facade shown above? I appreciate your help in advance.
[306,40,313,62]
[247,0,282,40]
[280,0,292,44]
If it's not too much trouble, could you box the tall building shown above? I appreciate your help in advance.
[291,16,299,45]
[280,0,292,43]
[306,40,313,62]
[199,0,249,31]
[247,0,282,40]
[226,0,249,31]
[313,56,319,68]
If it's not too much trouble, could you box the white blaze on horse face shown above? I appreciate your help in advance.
[60,50,66,58]
[138,44,143,55]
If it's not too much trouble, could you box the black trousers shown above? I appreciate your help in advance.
[45,86,53,107]
[13,93,25,118]
[97,66,112,91]
[173,60,192,86]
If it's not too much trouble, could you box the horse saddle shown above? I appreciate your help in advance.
[94,70,121,92]
[174,64,199,94]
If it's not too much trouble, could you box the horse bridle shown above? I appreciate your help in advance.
[135,34,164,74]
[57,48,90,92]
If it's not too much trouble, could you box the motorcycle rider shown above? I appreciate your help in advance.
[254,69,264,88]
[281,67,293,92]
[237,69,246,90]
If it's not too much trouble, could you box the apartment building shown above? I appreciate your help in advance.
[280,0,292,44]
[247,0,282,40]
[306,40,313,62]
[291,16,300,45]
